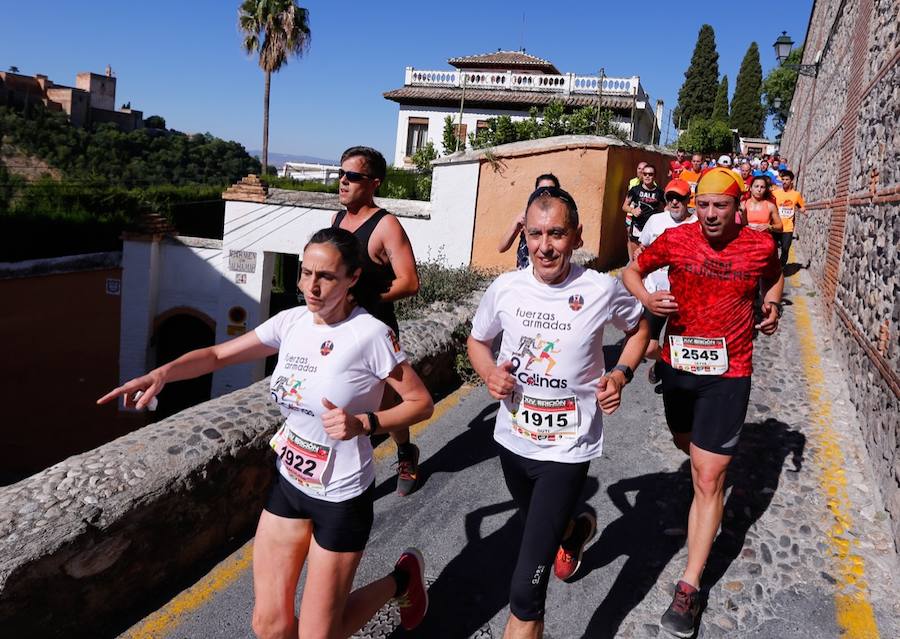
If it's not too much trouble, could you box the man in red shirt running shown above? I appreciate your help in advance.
[623,167,784,638]
[668,149,691,179]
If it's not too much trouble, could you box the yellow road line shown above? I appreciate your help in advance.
[373,384,477,462]
[123,384,477,638]
[120,541,254,639]
[787,249,880,638]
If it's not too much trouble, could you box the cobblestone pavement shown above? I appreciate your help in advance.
[599,264,900,637]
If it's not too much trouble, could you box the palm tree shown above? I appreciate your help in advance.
[238,0,311,175]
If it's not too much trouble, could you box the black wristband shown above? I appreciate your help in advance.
[365,411,380,438]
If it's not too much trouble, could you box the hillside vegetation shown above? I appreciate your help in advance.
[0,103,262,260]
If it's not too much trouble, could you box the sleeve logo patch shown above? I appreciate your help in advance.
[388,330,401,353]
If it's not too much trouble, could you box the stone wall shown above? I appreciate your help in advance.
[780,0,900,546]
[0,290,483,637]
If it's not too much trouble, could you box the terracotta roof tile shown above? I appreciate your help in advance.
[383,86,633,110]
[448,51,560,74]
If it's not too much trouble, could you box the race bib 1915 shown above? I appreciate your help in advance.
[669,335,729,375]
[510,393,579,444]
[270,426,333,494]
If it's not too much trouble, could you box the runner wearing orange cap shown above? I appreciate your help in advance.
[623,167,784,637]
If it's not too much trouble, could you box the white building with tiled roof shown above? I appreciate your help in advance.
[383,50,663,167]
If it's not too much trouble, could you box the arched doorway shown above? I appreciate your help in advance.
[153,312,215,419]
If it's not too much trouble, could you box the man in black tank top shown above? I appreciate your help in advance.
[332,146,422,496]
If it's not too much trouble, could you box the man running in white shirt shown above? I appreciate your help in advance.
[467,185,649,639]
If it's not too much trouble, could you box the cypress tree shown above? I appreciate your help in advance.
[730,42,766,137]
[712,75,729,122]
[673,24,720,129]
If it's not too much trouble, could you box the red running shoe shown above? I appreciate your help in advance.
[395,547,428,630]
[554,512,597,581]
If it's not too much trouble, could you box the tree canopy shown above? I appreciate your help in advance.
[469,102,620,149]
[238,0,311,173]
[712,75,730,123]
[763,45,803,134]
[676,118,733,155]
[673,25,720,129]
[0,105,260,186]
[730,42,766,138]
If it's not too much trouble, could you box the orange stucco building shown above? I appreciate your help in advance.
[440,136,672,272]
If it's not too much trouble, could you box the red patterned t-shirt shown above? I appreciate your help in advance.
[637,223,780,377]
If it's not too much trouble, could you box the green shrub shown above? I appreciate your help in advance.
[451,320,480,385]
[395,258,492,321]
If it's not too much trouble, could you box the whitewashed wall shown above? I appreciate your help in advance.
[118,237,227,398]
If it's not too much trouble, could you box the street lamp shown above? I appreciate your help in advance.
[772,31,819,77]
[773,32,794,64]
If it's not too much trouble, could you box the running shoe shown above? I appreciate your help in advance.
[660,580,700,637]
[648,360,660,384]
[554,512,597,581]
[395,547,428,630]
[396,443,420,497]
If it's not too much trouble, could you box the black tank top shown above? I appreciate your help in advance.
[332,209,399,334]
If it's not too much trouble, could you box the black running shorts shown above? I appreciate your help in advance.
[264,474,374,552]
[658,361,752,456]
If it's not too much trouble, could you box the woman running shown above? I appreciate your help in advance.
[498,173,561,269]
[742,176,783,234]
[98,227,433,639]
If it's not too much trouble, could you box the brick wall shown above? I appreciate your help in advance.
[780,0,900,547]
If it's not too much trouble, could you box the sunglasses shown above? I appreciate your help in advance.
[642,172,656,176]
[666,195,688,203]
[527,185,578,211]
[338,169,374,182]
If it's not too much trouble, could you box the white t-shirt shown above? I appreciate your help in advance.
[471,265,642,463]
[255,306,405,502]
[638,212,697,293]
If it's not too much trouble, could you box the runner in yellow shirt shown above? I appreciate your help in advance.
[772,170,806,267]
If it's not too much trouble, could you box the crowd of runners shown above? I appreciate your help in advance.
[100,142,804,638]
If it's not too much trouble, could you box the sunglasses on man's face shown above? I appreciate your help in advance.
[642,172,656,176]
[338,169,374,182]
[527,185,578,211]
[666,195,687,204]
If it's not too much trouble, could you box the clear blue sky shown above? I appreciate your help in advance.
[3,1,813,162]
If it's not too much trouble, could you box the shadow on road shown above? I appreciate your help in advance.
[783,260,810,278]
[399,476,600,638]
[372,403,499,501]
[580,418,805,639]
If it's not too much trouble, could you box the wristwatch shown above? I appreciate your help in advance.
[611,364,634,383]
[364,411,380,438]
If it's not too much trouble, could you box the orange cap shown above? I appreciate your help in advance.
[664,178,691,198]
[696,167,744,197]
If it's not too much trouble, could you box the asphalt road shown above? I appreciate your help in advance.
[118,291,900,638]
